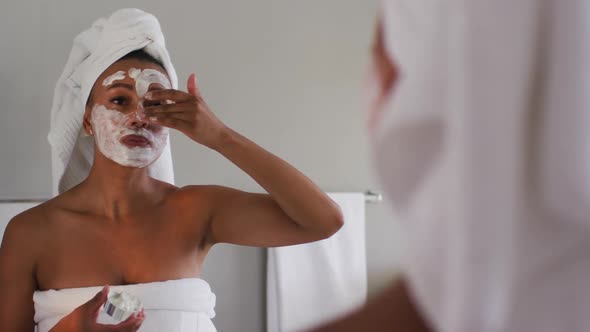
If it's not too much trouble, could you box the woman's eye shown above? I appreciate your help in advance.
[111,97,127,105]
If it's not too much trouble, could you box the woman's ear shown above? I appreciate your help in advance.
[83,105,93,136]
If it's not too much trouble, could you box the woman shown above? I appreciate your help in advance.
[0,9,342,332]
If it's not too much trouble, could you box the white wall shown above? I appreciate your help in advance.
[0,1,401,331]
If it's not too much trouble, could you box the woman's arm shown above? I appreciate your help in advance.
[311,279,432,332]
[202,127,343,246]
[144,75,343,247]
[0,215,37,331]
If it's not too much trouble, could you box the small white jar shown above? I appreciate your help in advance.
[103,290,143,322]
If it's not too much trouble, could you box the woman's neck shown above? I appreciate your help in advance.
[82,152,157,220]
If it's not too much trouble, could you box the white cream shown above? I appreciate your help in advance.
[91,104,168,168]
[91,67,172,168]
[102,70,126,87]
[108,291,141,311]
[128,67,171,97]
[105,290,143,322]
[128,68,173,120]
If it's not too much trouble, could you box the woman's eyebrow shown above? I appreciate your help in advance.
[107,82,134,90]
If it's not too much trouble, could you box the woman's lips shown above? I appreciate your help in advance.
[120,134,151,148]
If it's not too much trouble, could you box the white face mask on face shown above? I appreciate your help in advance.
[91,104,169,168]
[91,68,171,168]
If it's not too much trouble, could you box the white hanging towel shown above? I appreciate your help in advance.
[267,193,367,332]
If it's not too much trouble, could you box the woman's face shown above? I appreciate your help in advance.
[83,59,172,168]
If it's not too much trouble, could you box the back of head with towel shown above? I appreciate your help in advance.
[0,8,345,332]
[313,0,590,331]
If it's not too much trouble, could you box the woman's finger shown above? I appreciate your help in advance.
[149,116,192,131]
[187,73,203,100]
[118,310,144,325]
[102,310,145,331]
[84,285,109,316]
[149,111,196,123]
[101,319,143,332]
[144,89,194,103]
[144,102,195,115]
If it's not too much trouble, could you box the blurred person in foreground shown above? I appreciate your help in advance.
[314,0,590,331]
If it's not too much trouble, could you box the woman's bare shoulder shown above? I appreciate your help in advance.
[0,208,49,270]
[163,185,225,223]
[168,184,225,203]
[2,201,55,246]
[2,193,81,245]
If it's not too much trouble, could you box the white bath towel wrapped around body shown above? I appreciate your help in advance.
[34,278,216,332]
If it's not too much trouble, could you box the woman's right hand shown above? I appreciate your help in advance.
[49,286,145,332]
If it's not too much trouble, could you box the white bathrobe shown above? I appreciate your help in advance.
[371,0,590,331]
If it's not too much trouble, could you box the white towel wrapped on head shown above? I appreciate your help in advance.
[48,8,177,195]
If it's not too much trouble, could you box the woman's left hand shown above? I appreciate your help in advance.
[143,73,228,149]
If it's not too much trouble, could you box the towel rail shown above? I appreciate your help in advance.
[0,198,47,203]
[363,190,383,203]
[0,191,383,204]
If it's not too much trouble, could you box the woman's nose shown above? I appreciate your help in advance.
[125,105,149,129]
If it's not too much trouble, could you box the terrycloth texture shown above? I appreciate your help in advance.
[267,193,367,332]
[34,278,216,332]
[370,0,590,331]
[48,8,177,195]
